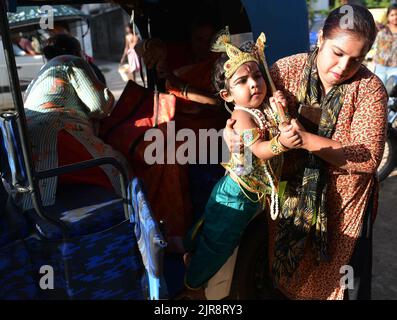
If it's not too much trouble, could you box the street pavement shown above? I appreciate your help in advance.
[97,59,145,101]
[98,60,397,300]
[373,169,397,300]
[96,60,130,101]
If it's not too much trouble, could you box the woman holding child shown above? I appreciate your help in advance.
[182,29,301,299]
[222,5,387,300]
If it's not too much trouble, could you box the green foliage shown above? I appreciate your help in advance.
[307,0,315,25]
[307,0,326,27]
[329,0,392,9]
[307,0,393,19]
[364,0,392,9]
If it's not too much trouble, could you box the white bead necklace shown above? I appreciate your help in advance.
[233,105,279,220]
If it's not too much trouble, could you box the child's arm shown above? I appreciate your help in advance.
[232,110,275,160]
[233,110,301,160]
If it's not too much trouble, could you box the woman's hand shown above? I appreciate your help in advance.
[278,122,302,149]
[223,119,243,152]
[290,118,309,149]
[289,118,348,168]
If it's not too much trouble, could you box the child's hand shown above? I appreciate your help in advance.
[269,90,288,125]
[278,123,302,149]
[272,90,287,109]
[290,118,306,132]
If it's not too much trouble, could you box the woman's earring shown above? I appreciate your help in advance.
[224,101,234,115]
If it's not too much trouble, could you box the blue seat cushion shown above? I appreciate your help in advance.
[0,239,38,299]
[0,200,33,248]
[24,220,145,300]
[26,184,127,240]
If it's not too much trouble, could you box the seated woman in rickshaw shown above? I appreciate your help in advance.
[118,15,230,252]
[139,14,223,110]
[22,34,129,210]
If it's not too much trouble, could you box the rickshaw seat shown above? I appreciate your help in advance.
[0,196,32,248]
[0,110,167,299]
[25,184,124,240]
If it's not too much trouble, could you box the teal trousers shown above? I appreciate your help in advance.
[184,175,259,289]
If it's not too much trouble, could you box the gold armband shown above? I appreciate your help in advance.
[269,134,288,155]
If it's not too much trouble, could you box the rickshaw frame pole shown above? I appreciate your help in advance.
[0,0,70,236]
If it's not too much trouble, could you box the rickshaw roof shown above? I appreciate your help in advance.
[7,5,88,30]
[10,0,310,65]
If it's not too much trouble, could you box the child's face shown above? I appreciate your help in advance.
[222,61,267,108]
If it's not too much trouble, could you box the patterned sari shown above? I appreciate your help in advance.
[272,48,348,283]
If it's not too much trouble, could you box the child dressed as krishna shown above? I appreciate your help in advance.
[181,27,302,299]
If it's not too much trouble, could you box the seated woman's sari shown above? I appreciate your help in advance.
[23,55,129,210]
[100,53,229,252]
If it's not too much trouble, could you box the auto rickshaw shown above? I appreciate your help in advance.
[0,0,309,300]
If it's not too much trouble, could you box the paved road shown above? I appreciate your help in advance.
[97,60,129,100]
[97,59,144,101]
[373,169,397,300]
[98,60,397,300]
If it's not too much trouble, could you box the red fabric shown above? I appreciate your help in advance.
[99,80,176,157]
[98,68,228,240]
[131,133,193,239]
[57,129,113,190]
[99,80,148,137]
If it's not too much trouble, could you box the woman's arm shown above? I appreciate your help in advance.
[294,124,348,167]
[294,76,387,173]
[165,73,219,105]
[183,86,219,106]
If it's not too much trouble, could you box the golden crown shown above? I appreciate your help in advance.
[211,27,268,80]
[224,43,259,79]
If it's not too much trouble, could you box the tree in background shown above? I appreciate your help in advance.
[329,0,392,8]
[307,0,393,24]
[306,0,329,28]
[308,0,393,11]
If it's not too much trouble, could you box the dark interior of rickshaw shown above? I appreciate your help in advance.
[0,0,278,300]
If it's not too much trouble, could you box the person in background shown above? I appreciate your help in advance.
[119,24,142,83]
[114,14,228,252]
[373,3,397,85]
[48,23,107,86]
[138,15,221,108]
[11,33,37,55]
